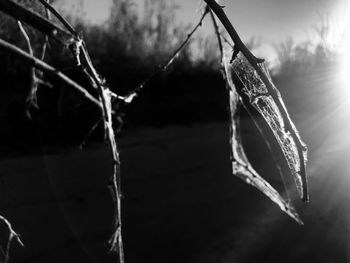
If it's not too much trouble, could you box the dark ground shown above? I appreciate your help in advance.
[0,57,348,263]
[0,113,349,262]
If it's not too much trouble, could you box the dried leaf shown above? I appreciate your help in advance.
[223,52,306,224]
[226,53,308,201]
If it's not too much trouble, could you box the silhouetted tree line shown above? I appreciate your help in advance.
[0,0,339,153]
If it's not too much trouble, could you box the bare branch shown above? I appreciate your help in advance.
[17,20,38,114]
[36,0,78,37]
[33,2,125,259]
[17,21,33,55]
[203,0,263,64]
[162,7,209,71]
[0,215,24,263]
[209,9,223,62]
[35,0,104,93]
[203,0,308,201]
[0,37,102,109]
[0,0,72,44]
[123,7,210,104]
[40,0,51,61]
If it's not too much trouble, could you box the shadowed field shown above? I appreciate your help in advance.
[0,115,349,262]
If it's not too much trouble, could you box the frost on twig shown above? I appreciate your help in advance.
[0,215,24,263]
[223,53,303,224]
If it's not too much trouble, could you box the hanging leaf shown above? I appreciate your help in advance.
[223,54,303,224]
[226,53,308,201]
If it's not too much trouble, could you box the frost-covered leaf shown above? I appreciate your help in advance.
[225,53,308,202]
[225,76,303,224]
[222,51,308,224]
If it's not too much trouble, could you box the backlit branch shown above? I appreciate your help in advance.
[0,0,72,44]
[36,0,78,37]
[210,11,298,223]
[39,0,51,61]
[122,7,210,103]
[209,10,224,62]
[17,20,38,114]
[0,38,101,109]
[34,1,125,260]
[0,215,23,263]
[203,0,308,201]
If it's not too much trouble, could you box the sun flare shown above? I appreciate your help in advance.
[338,11,350,93]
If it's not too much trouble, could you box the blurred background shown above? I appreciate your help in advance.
[0,0,349,262]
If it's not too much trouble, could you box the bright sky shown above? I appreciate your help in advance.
[56,0,349,64]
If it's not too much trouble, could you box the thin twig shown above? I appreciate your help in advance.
[123,7,210,103]
[40,0,51,61]
[209,10,224,62]
[209,12,234,49]
[221,33,234,48]
[37,0,78,37]
[101,89,124,263]
[0,0,72,44]
[79,118,102,149]
[17,20,38,114]
[0,37,101,109]
[0,215,24,263]
[203,0,263,64]
[81,7,211,151]
[82,6,211,148]
[34,2,125,259]
[35,0,104,91]
[163,7,210,71]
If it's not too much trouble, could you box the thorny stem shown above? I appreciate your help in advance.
[84,6,212,146]
[82,7,212,148]
[162,6,209,71]
[209,13,233,50]
[203,0,264,64]
[123,7,210,103]
[204,0,308,201]
[220,33,234,48]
